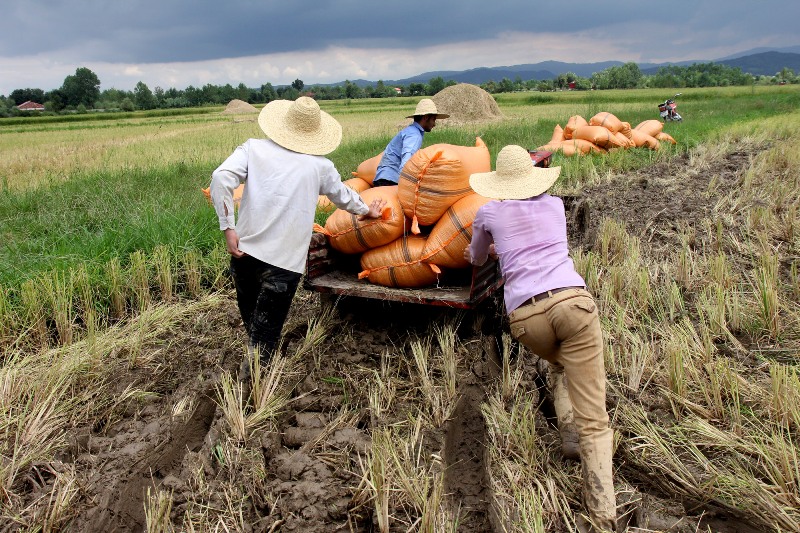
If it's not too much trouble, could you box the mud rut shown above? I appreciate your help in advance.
[21,144,774,532]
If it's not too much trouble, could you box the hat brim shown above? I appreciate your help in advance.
[469,166,561,200]
[405,112,451,119]
[258,100,342,155]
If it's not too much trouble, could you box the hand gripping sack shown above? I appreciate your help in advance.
[318,177,371,211]
[359,234,441,288]
[351,152,383,185]
[313,186,406,255]
[422,193,491,269]
[398,137,490,234]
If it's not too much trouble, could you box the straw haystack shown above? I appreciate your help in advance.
[222,99,258,114]
[431,84,503,125]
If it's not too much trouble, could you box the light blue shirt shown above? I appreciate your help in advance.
[374,122,425,184]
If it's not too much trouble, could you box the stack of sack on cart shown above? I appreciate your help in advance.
[313,138,492,288]
[536,112,676,156]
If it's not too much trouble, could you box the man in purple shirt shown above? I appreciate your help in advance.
[464,145,616,532]
[372,99,449,187]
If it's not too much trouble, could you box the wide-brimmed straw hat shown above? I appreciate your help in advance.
[258,96,342,155]
[405,98,450,119]
[469,145,562,200]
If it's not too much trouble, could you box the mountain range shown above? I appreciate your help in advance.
[338,46,800,87]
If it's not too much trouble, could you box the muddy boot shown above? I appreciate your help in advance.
[547,363,581,460]
[579,429,617,532]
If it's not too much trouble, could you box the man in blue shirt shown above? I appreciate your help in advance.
[372,98,449,187]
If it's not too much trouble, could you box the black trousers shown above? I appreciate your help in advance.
[229,255,302,362]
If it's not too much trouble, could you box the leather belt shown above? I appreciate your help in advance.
[528,286,584,305]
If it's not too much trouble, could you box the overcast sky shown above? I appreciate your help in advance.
[1,0,798,96]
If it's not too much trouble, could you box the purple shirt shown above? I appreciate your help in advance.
[469,194,586,314]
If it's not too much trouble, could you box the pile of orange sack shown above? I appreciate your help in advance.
[536,112,676,156]
[314,138,493,288]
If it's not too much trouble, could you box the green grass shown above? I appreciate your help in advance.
[1,84,799,347]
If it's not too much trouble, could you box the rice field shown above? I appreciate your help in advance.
[1,84,799,531]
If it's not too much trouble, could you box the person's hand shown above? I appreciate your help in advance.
[463,246,473,264]
[358,198,388,220]
[224,228,246,258]
[488,243,498,260]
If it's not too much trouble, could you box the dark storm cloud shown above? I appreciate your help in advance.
[1,0,683,63]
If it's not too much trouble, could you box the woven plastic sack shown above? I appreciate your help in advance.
[318,177,371,211]
[549,124,565,144]
[630,129,660,150]
[359,235,441,288]
[422,193,491,269]
[313,186,406,254]
[656,132,677,144]
[634,120,663,138]
[351,152,384,185]
[398,137,490,234]
[537,139,606,156]
[589,112,625,133]
[564,115,588,139]
[573,126,628,149]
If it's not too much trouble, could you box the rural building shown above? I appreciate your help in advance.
[16,100,45,111]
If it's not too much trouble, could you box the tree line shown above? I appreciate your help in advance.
[1,62,797,117]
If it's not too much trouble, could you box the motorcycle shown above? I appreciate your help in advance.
[658,93,682,122]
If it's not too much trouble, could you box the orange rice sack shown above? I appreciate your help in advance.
[564,115,588,139]
[315,186,406,254]
[589,112,624,133]
[550,124,565,144]
[536,139,605,156]
[614,131,635,148]
[318,177,371,211]
[573,125,627,149]
[359,235,441,288]
[634,120,663,138]
[619,121,633,139]
[422,193,491,269]
[351,152,384,185]
[630,129,660,150]
[202,183,244,206]
[656,132,677,144]
[398,137,490,234]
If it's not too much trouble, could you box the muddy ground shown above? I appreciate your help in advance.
[8,142,774,532]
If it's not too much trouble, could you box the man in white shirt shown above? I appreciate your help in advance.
[210,97,385,382]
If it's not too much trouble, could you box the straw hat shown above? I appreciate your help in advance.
[258,96,342,155]
[405,98,450,119]
[469,145,562,200]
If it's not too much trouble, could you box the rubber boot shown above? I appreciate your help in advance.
[547,364,581,460]
[579,428,617,532]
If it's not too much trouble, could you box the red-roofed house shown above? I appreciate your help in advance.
[16,101,45,111]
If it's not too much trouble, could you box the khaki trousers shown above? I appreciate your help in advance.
[509,288,616,531]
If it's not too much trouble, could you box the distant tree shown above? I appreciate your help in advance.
[261,82,278,102]
[133,81,157,110]
[60,67,101,107]
[343,80,362,99]
[498,78,514,93]
[408,83,425,96]
[278,86,300,100]
[154,86,165,107]
[9,88,45,105]
[120,97,135,112]
[44,89,66,112]
[426,76,446,95]
[291,79,305,92]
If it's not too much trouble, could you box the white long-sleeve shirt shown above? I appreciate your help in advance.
[210,138,369,273]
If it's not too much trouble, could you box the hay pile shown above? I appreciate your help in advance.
[431,83,503,125]
[221,99,258,114]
